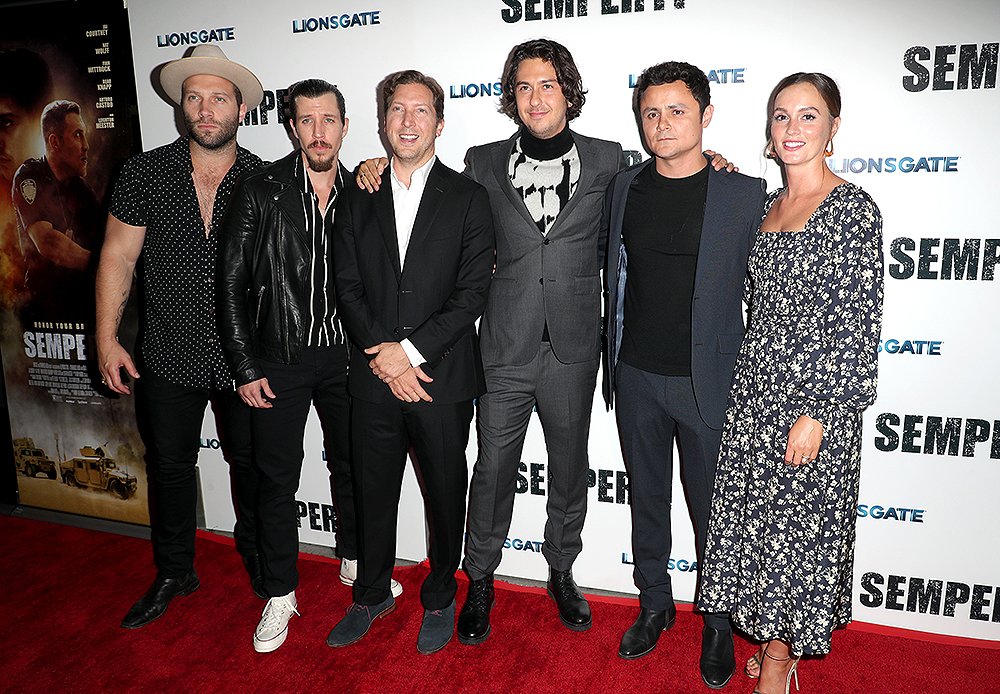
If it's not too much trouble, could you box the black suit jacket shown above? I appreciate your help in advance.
[333,158,495,405]
[602,156,766,429]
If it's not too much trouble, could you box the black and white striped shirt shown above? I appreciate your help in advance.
[294,155,345,347]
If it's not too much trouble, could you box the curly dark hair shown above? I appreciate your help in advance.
[633,61,710,115]
[381,70,445,122]
[498,39,586,123]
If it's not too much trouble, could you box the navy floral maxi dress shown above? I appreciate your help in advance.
[697,182,883,656]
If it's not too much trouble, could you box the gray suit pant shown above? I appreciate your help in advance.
[464,342,598,580]
[616,363,729,630]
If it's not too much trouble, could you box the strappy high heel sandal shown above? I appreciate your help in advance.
[745,645,765,679]
[752,644,800,694]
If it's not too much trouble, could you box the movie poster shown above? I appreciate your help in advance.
[1,0,145,523]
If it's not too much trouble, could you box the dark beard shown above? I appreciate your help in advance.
[303,144,334,172]
[185,113,240,150]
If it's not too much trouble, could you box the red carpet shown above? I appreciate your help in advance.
[1,513,997,694]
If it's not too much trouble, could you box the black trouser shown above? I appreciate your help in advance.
[616,364,729,630]
[352,397,472,611]
[140,371,258,579]
[254,345,355,597]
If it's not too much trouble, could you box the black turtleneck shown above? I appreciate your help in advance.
[519,126,574,161]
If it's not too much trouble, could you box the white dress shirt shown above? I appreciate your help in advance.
[389,155,436,367]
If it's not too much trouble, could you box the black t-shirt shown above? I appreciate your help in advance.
[619,163,709,376]
[13,157,100,320]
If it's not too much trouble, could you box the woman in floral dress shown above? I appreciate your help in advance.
[697,73,883,694]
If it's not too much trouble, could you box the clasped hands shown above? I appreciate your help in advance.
[366,341,433,403]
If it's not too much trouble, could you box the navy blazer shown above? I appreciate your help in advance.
[601,155,766,429]
[333,159,495,405]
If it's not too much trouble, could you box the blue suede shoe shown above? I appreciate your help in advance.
[326,595,395,647]
[416,600,455,655]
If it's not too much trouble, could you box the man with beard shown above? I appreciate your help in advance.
[218,79,399,653]
[96,45,264,629]
[13,100,100,322]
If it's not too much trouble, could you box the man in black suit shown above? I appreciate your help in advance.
[603,62,766,687]
[326,70,494,655]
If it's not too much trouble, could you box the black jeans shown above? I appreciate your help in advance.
[254,345,355,597]
[139,371,258,579]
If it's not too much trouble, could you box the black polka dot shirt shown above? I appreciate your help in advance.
[109,136,263,390]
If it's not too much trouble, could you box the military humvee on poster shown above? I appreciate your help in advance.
[59,446,138,500]
[12,438,58,479]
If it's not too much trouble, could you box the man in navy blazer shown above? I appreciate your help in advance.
[602,62,766,687]
[327,70,494,655]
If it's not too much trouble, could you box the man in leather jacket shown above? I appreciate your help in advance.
[218,78,396,653]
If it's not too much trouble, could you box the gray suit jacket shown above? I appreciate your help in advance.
[602,156,766,429]
[465,130,626,368]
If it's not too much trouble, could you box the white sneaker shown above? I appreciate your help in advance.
[253,591,299,653]
[339,559,402,598]
[339,558,357,585]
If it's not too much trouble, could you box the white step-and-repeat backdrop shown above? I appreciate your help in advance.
[123,0,998,644]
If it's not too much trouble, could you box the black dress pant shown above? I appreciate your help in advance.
[254,345,354,597]
[616,363,729,630]
[352,396,473,611]
[140,371,258,579]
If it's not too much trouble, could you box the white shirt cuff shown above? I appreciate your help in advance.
[400,339,425,367]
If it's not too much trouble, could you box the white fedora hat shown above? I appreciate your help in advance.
[160,44,263,110]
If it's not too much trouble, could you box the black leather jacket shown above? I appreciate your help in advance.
[217,151,348,386]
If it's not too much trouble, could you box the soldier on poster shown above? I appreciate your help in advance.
[13,100,100,322]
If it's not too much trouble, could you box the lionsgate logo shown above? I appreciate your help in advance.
[827,156,958,174]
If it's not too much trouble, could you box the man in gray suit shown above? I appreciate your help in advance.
[603,62,766,687]
[459,39,626,641]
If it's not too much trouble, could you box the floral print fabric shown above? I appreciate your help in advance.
[697,182,883,655]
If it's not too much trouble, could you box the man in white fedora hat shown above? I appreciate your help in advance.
[96,44,266,629]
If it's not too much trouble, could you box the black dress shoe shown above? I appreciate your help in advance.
[700,626,736,689]
[121,570,200,629]
[242,554,266,599]
[618,605,676,659]
[457,576,495,645]
[546,568,592,631]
